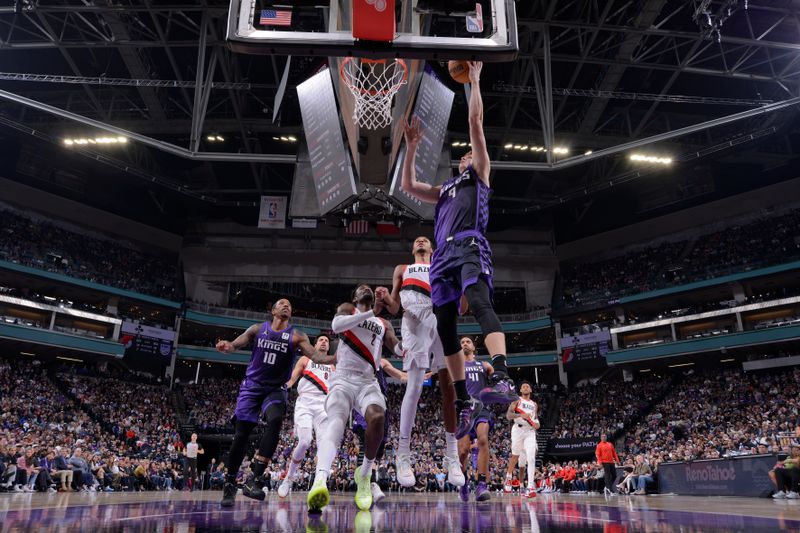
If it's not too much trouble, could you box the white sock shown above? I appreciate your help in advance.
[445,432,458,459]
[361,457,375,477]
[399,367,425,455]
[287,459,301,479]
[315,416,345,481]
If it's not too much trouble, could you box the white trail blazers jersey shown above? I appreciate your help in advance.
[297,360,334,396]
[337,315,385,374]
[400,263,432,311]
[514,398,538,428]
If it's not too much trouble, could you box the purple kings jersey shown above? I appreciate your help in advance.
[465,359,488,399]
[246,322,295,387]
[433,165,491,246]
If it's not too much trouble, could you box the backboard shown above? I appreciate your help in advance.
[227,0,518,61]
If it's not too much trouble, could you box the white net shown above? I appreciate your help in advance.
[341,58,408,130]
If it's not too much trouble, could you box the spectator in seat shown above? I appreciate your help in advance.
[209,463,226,490]
[53,447,74,492]
[771,446,800,499]
[69,448,93,491]
[37,451,56,493]
[631,455,654,495]
[16,448,39,492]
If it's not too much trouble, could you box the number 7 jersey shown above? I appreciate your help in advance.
[336,315,386,374]
[246,322,296,387]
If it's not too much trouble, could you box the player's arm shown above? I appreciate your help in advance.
[286,356,309,388]
[381,265,406,316]
[482,361,494,376]
[379,359,407,382]
[331,302,375,333]
[215,323,260,353]
[197,446,204,455]
[466,61,490,185]
[294,330,336,365]
[401,116,441,204]
[380,318,407,359]
[506,400,522,420]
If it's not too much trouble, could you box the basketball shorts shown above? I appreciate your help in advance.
[233,379,288,424]
[294,392,328,434]
[430,233,494,308]
[511,424,537,467]
[325,371,386,422]
[468,407,495,441]
[401,307,446,371]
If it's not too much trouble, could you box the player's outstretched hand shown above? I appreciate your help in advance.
[404,115,424,148]
[373,298,385,316]
[216,340,233,353]
[467,61,482,83]
[375,286,389,302]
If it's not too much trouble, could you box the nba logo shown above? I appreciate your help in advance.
[466,3,483,33]
[282,333,290,340]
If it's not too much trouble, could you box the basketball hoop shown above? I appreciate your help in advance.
[340,58,408,130]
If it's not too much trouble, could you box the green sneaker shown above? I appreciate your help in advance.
[307,478,330,513]
[354,466,373,511]
[354,510,372,533]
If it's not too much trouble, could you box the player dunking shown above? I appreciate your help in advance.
[506,381,540,499]
[215,299,332,508]
[375,236,464,489]
[307,284,402,513]
[278,335,334,498]
[458,336,496,502]
[401,60,516,439]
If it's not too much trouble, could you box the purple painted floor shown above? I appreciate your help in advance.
[2,491,800,532]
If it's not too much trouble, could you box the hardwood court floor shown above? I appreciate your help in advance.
[2,489,800,531]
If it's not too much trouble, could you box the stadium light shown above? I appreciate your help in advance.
[629,153,672,165]
[503,144,569,154]
[63,136,127,146]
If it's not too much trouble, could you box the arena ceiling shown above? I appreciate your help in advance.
[0,0,798,238]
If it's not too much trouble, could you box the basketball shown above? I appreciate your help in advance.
[448,60,471,84]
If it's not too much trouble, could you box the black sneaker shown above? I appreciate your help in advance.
[479,373,518,405]
[455,397,483,439]
[220,482,237,507]
[242,477,266,501]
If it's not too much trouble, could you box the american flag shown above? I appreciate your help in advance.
[259,9,292,26]
[345,220,369,235]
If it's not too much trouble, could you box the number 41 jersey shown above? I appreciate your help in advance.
[246,322,295,387]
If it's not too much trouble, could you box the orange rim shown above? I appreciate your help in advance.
[340,57,408,97]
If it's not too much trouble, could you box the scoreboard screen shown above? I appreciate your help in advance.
[296,67,358,215]
[389,65,454,220]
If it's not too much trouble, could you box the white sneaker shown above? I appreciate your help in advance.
[787,491,799,500]
[371,482,386,503]
[278,477,292,498]
[774,490,787,499]
[12,485,22,493]
[445,456,465,487]
[396,453,415,488]
[89,486,96,492]
[23,486,33,493]
[48,487,57,493]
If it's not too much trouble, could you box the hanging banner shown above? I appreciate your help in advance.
[547,437,599,457]
[258,196,287,229]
